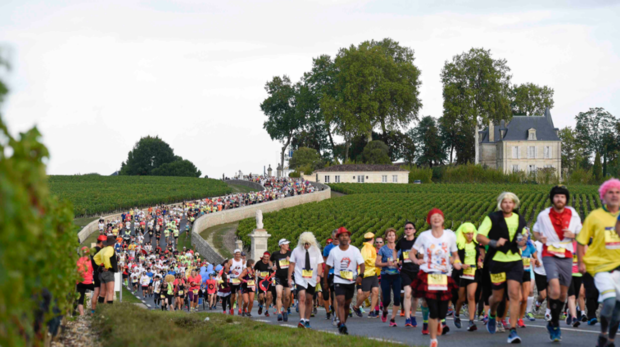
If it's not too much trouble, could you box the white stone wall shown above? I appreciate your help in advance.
[501,140,561,175]
[307,171,409,184]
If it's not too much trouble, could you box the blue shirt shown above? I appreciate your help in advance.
[521,241,536,258]
[378,245,401,275]
[147,271,154,283]
[323,244,337,275]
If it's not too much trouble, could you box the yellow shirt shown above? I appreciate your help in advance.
[360,242,378,278]
[94,246,115,269]
[463,242,477,266]
[478,214,522,262]
[576,208,620,275]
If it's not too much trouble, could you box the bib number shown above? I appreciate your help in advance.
[605,228,620,250]
[523,258,531,270]
[193,290,198,295]
[339,270,353,281]
[547,245,567,258]
[247,280,255,286]
[302,269,313,279]
[403,251,411,263]
[260,272,270,278]
[461,267,476,280]
[160,294,165,298]
[491,272,507,285]
[231,278,241,285]
[279,259,290,269]
[178,290,184,295]
[428,274,448,291]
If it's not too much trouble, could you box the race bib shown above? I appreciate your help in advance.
[547,245,567,258]
[491,272,507,285]
[339,270,353,281]
[193,290,198,295]
[403,251,411,263]
[573,253,578,265]
[154,289,160,294]
[160,294,165,298]
[461,267,476,280]
[231,278,241,285]
[247,280,255,286]
[259,272,270,278]
[302,269,313,279]
[428,274,448,291]
[279,259,290,269]
[178,290,184,295]
[523,258,531,269]
[605,228,620,250]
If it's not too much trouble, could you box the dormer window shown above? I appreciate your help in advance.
[528,128,537,141]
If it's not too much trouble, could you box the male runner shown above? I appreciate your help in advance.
[577,179,620,347]
[323,230,339,323]
[271,239,292,322]
[255,251,274,317]
[397,222,420,327]
[227,249,245,315]
[533,185,582,341]
[325,227,365,335]
[352,232,379,319]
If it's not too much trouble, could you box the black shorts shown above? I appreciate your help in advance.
[400,269,418,289]
[534,272,547,293]
[142,285,148,290]
[275,276,290,288]
[568,276,583,297]
[241,283,255,293]
[459,277,479,288]
[231,284,241,294]
[522,270,531,282]
[297,284,316,296]
[489,260,523,290]
[359,275,379,292]
[334,283,356,300]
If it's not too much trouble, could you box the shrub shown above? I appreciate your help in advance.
[404,166,433,183]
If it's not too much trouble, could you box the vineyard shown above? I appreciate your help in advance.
[237,183,601,252]
[50,175,232,217]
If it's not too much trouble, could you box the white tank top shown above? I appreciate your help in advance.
[230,258,245,279]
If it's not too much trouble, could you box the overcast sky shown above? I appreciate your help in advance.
[1,0,618,178]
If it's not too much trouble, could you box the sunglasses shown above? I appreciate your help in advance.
[404,227,415,230]
[376,241,384,244]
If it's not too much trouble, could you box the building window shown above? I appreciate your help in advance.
[544,146,551,159]
[392,175,398,183]
[382,175,387,183]
[528,164,537,174]
[512,165,519,173]
[528,146,536,159]
[528,129,537,140]
[512,146,519,159]
[324,175,330,183]
[357,175,365,183]
[335,175,340,183]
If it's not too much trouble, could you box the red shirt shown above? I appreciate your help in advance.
[543,208,572,258]
[188,275,202,290]
[206,279,217,294]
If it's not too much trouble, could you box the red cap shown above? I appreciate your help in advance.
[426,208,444,225]
[97,235,108,242]
[263,251,270,256]
[326,238,333,243]
[336,227,351,237]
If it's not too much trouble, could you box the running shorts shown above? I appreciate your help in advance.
[568,276,583,297]
[360,275,379,292]
[241,283,256,293]
[489,260,523,290]
[297,284,316,296]
[534,273,548,293]
[334,283,355,300]
[594,270,620,302]
[542,256,572,287]
[400,270,417,289]
[522,270,531,283]
[459,277,479,288]
[230,284,241,294]
[100,271,115,284]
[275,275,290,288]
[142,285,148,290]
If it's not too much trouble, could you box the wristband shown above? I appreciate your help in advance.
[488,240,498,249]
[454,260,461,264]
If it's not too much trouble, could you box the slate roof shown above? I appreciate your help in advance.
[481,107,560,143]
[316,164,407,172]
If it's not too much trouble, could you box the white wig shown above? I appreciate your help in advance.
[497,192,520,212]
[296,231,320,253]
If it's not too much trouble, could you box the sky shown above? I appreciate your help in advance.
[1,0,618,178]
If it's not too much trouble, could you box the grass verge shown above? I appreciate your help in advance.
[120,286,143,304]
[200,222,236,259]
[93,303,405,347]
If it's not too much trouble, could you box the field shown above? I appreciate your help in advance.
[237,183,601,251]
[50,175,231,217]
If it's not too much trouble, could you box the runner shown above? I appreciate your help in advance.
[76,247,94,316]
[476,192,527,344]
[567,240,584,327]
[577,178,620,347]
[93,235,118,305]
[288,231,324,329]
[410,208,461,347]
[322,230,339,323]
[517,228,537,328]
[228,249,245,315]
[255,252,274,317]
[271,239,292,322]
[218,272,232,314]
[397,221,420,327]
[533,239,551,321]
[376,228,402,327]
[454,222,482,332]
[325,227,365,335]
[533,185,582,341]
[352,232,379,319]
[90,234,107,313]
[240,259,256,316]
[206,273,218,309]
[188,269,202,312]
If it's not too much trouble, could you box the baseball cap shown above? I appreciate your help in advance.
[278,238,290,246]
[233,249,241,254]
[364,232,375,239]
[336,227,351,237]
[97,235,108,242]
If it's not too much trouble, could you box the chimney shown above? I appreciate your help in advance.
[489,122,495,142]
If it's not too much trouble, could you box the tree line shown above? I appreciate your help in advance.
[261,38,560,172]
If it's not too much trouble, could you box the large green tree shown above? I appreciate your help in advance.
[510,83,554,115]
[120,136,176,175]
[575,107,617,174]
[441,48,512,163]
[322,38,422,148]
[414,116,446,167]
[261,75,305,172]
[288,147,322,172]
[151,159,201,177]
[559,126,587,173]
[362,140,391,164]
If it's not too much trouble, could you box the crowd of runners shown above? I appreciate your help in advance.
[78,178,620,347]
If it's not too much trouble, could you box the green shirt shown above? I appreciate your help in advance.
[463,242,477,266]
[478,214,522,262]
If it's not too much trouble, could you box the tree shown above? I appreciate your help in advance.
[414,116,446,167]
[261,75,305,173]
[593,152,603,182]
[402,129,417,165]
[120,136,176,176]
[438,115,474,164]
[510,83,554,115]
[575,107,617,174]
[151,159,201,177]
[362,140,391,164]
[558,127,586,173]
[288,147,322,172]
[322,38,422,145]
[441,48,512,163]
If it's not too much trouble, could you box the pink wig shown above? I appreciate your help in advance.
[599,178,620,202]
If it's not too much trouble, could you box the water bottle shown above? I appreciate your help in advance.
[516,233,524,243]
